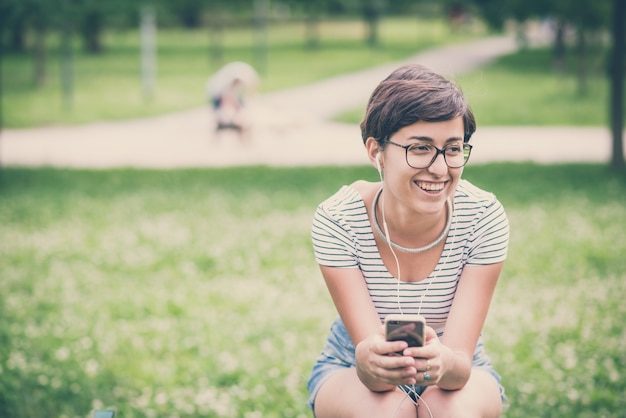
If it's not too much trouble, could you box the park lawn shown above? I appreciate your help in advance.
[0,163,625,417]
[2,17,486,129]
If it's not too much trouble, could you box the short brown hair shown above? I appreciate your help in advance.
[360,64,476,146]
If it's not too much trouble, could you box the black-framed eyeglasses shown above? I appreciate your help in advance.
[385,140,473,169]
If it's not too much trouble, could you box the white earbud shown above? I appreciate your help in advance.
[376,154,383,181]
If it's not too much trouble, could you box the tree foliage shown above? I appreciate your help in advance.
[468,0,622,169]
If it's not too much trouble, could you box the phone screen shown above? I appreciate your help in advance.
[386,319,424,347]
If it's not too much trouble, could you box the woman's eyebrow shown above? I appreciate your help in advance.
[407,136,464,143]
[407,136,433,142]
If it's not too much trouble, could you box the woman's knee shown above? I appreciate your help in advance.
[417,370,502,418]
[314,371,418,418]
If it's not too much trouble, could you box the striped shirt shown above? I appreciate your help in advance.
[311,179,509,336]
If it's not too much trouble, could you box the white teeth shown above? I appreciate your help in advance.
[417,182,444,191]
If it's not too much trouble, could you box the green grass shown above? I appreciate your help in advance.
[460,47,609,126]
[2,17,486,128]
[338,47,610,127]
[1,163,625,417]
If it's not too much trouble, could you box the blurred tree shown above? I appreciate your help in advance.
[167,0,205,28]
[75,0,136,54]
[303,0,324,49]
[0,0,9,134]
[460,0,506,30]
[3,2,27,52]
[253,0,269,74]
[609,0,624,172]
[362,0,385,47]
[289,0,390,47]
[468,0,623,169]
[207,1,225,68]
[553,0,609,95]
[469,0,610,94]
[80,8,104,53]
[11,0,59,87]
[59,0,77,109]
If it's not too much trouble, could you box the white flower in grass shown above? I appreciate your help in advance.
[194,387,216,406]
[85,358,99,376]
[7,351,26,370]
[80,336,93,349]
[556,344,577,370]
[567,388,580,402]
[154,391,168,405]
[519,382,535,394]
[260,338,274,354]
[211,393,231,417]
[218,351,238,372]
[55,346,70,361]
[251,384,266,397]
[603,358,620,383]
[136,388,152,408]
[180,261,198,277]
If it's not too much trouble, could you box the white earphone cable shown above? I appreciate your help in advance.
[377,162,456,418]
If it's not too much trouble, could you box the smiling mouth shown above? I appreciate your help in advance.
[416,181,445,192]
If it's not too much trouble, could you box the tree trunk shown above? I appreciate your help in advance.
[33,22,46,87]
[208,18,224,69]
[609,0,625,172]
[552,21,566,73]
[366,11,379,47]
[576,27,588,96]
[60,19,73,109]
[305,2,320,49]
[363,0,382,47]
[0,29,4,135]
[9,18,26,52]
[82,11,103,54]
[253,0,268,75]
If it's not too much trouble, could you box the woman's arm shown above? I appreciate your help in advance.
[320,265,380,344]
[319,265,418,392]
[436,262,504,390]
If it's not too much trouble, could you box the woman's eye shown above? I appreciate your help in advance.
[408,145,431,153]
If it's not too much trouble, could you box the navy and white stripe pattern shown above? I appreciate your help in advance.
[311,179,509,335]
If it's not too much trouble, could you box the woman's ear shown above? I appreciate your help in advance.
[365,137,382,169]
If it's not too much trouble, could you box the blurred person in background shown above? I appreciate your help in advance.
[307,64,509,418]
[206,61,260,143]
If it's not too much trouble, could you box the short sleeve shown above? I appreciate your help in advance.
[466,197,509,265]
[311,187,364,268]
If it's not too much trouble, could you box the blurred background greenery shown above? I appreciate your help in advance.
[2,16,485,128]
[1,0,625,417]
[0,0,620,130]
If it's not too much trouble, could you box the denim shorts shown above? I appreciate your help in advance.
[307,317,506,411]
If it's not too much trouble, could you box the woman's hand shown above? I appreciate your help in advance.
[354,326,423,391]
[402,326,456,387]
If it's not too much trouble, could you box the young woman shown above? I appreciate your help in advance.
[307,64,509,418]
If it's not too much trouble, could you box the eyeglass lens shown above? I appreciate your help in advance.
[406,144,471,168]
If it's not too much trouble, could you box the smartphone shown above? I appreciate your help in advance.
[93,411,115,418]
[384,314,425,351]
